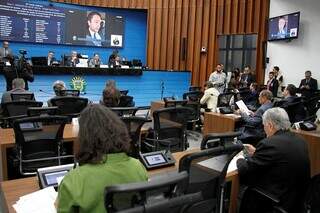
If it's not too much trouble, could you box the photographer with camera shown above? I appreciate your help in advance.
[3,50,34,91]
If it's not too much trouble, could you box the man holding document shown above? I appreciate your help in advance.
[236,90,273,145]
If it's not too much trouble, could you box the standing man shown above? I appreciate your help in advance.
[237,107,310,213]
[0,41,13,63]
[239,66,254,88]
[299,70,318,99]
[3,54,34,91]
[266,71,279,98]
[86,11,104,47]
[209,64,227,93]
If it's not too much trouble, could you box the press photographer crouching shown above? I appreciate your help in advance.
[3,50,34,91]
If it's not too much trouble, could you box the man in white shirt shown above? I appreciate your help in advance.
[86,12,103,46]
[208,64,227,93]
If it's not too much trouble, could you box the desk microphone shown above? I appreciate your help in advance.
[39,89,54,95]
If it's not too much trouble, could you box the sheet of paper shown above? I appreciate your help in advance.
[13,186,57,213]
[236,100,251,116]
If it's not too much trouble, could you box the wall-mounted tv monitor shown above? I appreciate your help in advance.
[0,0,125,48]
[268,12,300,41]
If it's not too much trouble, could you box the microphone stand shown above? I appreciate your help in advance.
[160,80,165,100]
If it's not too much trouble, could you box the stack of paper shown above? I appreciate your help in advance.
[13,187,57,213]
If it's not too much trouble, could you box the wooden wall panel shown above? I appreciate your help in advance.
[54,0,270,85]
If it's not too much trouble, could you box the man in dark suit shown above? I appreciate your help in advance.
[47,51,56,66]
[85,11,104,47]
[266,71,279,98]
[65,51,79,67]
[3,54,34,91]
[239,65,254,88]
[0,41,13,63]
[237,107,310,213]
[299,70,318,99]
[238,90,273,143]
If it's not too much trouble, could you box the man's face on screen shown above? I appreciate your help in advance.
[88,14,102,33]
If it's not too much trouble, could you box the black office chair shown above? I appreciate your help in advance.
[119,95,135,107]
[104,171,202,213]
[200,132,242,150]
[217,92,235,107]
[183,91,204,102]
[179,144,243,213]
[110,107,138,117]
[120,90,129,96]
[11,93,35,101]
[12,115,74,176]
[121,116,149,158]
[145,107,193,152]
[1,100,43,128]
[50,96,88,119]
[217,92,235,114]
[58,89,80,97]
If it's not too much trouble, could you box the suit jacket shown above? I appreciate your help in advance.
[47,57,56,66]
[65,58,79,67]
[239,102,273,139]
[239,73,254,88]
[267,78,279,97]
[0,47,13,60]
[237,130,310,212]
[1,88,34,104]
[200,87,220,112]
[299,78,318,98]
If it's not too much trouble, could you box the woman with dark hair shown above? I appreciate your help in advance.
[101,79,121,107]
[57,104,148,212]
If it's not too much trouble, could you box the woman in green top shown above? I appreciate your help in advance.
[57,104,148,213]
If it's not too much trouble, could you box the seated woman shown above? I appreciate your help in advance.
[47,80,66,106]
[101,80,121,107]
[56,104,148,212]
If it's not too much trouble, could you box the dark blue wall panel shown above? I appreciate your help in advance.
[6,0,147,64]
[0,71,191,106]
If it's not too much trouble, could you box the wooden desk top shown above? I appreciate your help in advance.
[0,124,79,148]
[0,148,239,213]
[204,112,241,121]
[291,125,320,138]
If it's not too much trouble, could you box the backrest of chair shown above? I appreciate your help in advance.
[12,116,69,173]
[111,107,138,117]
[178,144,242,208]
[183,91,204,102]
[11,93,35,101]
[184,102,201,122]
[119,95,134,107]
[58,90,80,97]
[153,107,193,133]
[51,96,88,116]
[104,171,189,213]
[164,100,188,108]
[217,92,235,107]
[27,106,59,117]
[200,132,242,150]
[121,116,148,157]
[2,101,43,117]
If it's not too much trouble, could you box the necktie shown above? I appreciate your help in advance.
[4,48,7,57]
[93,33,101,46]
